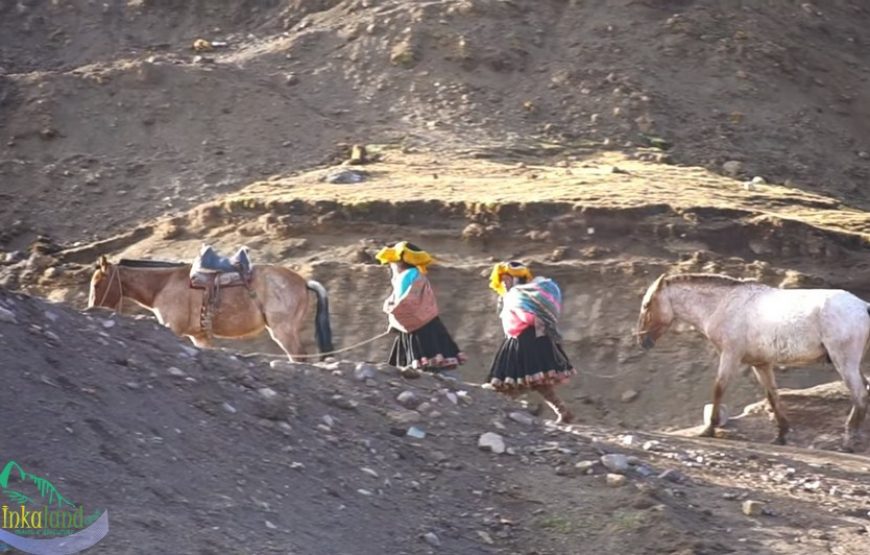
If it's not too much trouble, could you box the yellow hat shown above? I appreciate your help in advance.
[375,241,433,273]
[489,261,533,296]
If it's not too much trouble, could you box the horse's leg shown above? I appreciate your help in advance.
[823,333,869,451]
[751,364,790,445]
[260,272,309,363]
[700,351,740,438]
[266,322,304,362]
[189,335,213,349]
[841,367,868,452]
[824,348,868,452]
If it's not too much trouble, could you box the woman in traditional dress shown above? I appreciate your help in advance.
[485,261,576,423]
[376,241,466,372]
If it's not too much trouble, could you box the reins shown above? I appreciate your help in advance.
[97,265,124,313]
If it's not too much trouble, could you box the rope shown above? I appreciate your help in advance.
[580,368,634,379]
[248,330,393,360]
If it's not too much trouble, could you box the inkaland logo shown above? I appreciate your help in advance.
[0,460,109,554]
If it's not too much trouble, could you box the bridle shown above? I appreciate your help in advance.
[632,308,666,339]
[97,264,124,313]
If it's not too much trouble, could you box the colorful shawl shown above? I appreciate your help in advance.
[385,268,439,333]
[503,277,563,339]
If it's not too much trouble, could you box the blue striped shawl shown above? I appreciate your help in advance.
[504,277,563,339]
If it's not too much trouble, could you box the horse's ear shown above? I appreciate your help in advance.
[98,255,108,272]
[652,273,668,291]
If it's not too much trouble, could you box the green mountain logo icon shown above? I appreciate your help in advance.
[0,461,76,510]
[0,460,109,554]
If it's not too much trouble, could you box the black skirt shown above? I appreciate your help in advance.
[487,326,575,391]
[388,316,466,370]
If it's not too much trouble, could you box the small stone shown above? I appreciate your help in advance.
[322,415,335,428]
[329,395,358,410]
[323,169,367,184]
[575,460,597,472]
[265,520,277,530]
[396,390,423,409]
[349,144,368,165]
[462,222,486,240]
[0,307,17,323]
[406,426,426,439]
[606,473,627,487]
[722,160,743,177]
[167,367,185,377]
[549,247,568,262]
[621,389,639,403]
[422,532,441,547]
[386,409,422,425]
[361,467,379,478]
[658,469,686,483]
[222,402,237,414]
[600,454,630,474]
[478,432,506,454]
[476,530,495,545]
[101,319,115,329]
[247,384,280,401]
[353,362,377,381]
[285,72,299,86]
[270,360,295,370]
[508,411,536,426]
[4,251,25,264]
[742,500,764,516]
[456,391,472,405]
[357,489,373,496]
[642,440,662,451]
[751,176,766,185]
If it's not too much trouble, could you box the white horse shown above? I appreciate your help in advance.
[635,273,870,451]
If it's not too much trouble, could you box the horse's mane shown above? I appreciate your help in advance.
[117,259,187,268]
[664,273,758,287]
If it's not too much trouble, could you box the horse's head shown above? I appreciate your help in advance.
[87,256,122,310]
[636,273,673,349]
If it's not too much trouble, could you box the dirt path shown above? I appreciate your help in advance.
[2,290,868,554]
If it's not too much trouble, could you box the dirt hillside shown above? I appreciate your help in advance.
[1,1,870,553]
[4,0,870,247]
[2,288,869,555]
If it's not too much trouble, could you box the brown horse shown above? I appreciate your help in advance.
[88,256,333,360]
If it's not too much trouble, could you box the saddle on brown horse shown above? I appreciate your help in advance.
[189,245,256,336]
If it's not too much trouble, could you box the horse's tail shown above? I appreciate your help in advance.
[306,280,334,356]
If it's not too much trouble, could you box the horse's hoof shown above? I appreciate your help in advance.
[698,427,716,438]
[558,412,576,425]
[772,437,786,446]
[840,444,856,454]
